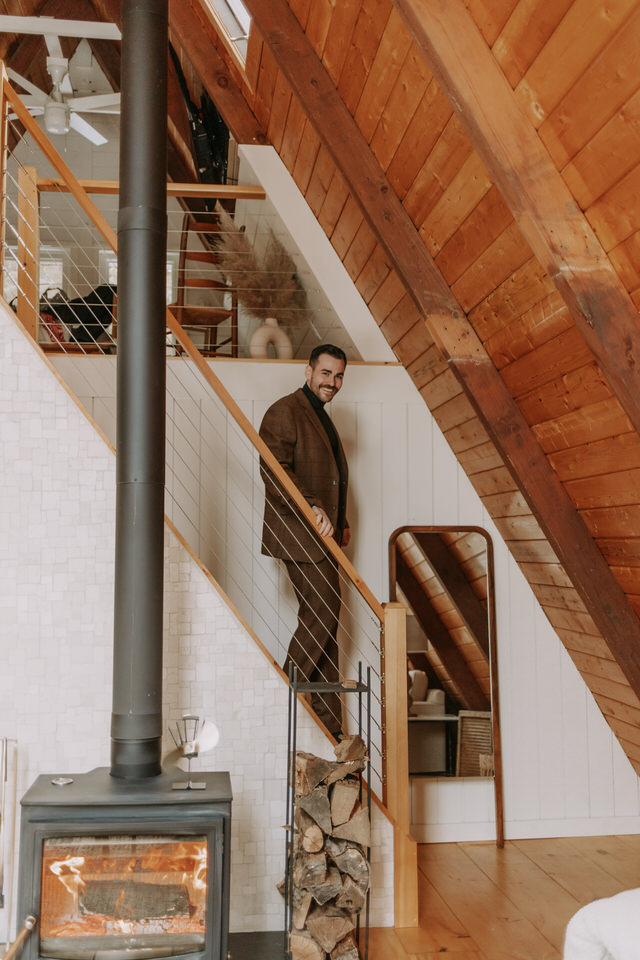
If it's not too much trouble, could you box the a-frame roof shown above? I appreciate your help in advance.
[5,0,640,771]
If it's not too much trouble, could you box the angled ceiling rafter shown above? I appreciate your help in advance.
[413,531,489,659]
[240,0,640,698]
[396,552,488,710]
[392,0,640,436]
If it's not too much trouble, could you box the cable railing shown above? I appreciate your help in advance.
[0,67,417,923]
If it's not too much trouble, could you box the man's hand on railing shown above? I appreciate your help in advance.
[312,504,334,538]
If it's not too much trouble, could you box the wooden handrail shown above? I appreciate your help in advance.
[1,76,384,622]
[36,178,267,200]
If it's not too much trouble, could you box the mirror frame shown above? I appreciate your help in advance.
[389,524,504,847]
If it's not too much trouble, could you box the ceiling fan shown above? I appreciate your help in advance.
[0,16,121,146]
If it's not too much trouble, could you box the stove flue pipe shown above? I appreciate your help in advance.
[111,0,168,779]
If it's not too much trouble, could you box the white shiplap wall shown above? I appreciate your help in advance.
[50,354,640,843]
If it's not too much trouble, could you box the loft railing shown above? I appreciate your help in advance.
[0,66,417,925]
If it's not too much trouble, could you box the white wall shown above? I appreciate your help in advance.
[50,352,640,846]
[0,304,395,942]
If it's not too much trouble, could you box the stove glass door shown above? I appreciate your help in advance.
[39,835,208,959]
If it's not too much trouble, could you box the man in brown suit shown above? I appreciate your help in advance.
[259,345,349,735]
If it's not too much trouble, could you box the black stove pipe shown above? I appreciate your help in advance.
[111,0,169,780]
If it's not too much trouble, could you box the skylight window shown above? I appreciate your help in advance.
[204,0,250,62]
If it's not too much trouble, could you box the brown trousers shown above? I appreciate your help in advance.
[283,554,342,735]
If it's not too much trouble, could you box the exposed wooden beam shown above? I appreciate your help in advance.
[242,0,640,697]
[392,0,640,438]
[396,554,489,711]
[414,532,489,659]
[169,0,266,146]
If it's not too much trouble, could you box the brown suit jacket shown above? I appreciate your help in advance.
[259,387,349,563]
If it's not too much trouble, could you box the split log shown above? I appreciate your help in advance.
[293,851,326,889]
[307,865,343,905]
[295,807,325,853]
[326,839,369,886]
[330,778,359,826]
[296,752,336,797]
[332,806,370,847]
[306,909,355,954]
[335,874,366,913]
[297,785,332,834]
[290,749,370,954]
[292,889,313,930]
[302,823,324,853]
[325,759,365,785]
[330,932,360,960]
[325,836,347,858]
[334,735,367,762]
[290,931,325,960]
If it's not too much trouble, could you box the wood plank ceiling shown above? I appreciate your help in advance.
[5,0,640,772]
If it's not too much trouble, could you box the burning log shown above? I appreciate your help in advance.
[286,737,370,960]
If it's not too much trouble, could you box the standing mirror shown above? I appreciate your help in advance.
[389,525,503,843]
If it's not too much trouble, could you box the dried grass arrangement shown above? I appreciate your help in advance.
[212,204,308,326]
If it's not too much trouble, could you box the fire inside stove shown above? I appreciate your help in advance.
[39,835,208,959]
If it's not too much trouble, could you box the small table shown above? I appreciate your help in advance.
[408,714,459,775]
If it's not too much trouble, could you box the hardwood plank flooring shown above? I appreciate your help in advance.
[364,836,640,959]
[227,837,640,958]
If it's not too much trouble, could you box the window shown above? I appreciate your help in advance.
[99,251,178,304]
[2,248,65,305]
[202,0,250,62]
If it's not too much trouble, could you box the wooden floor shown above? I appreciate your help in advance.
[368,835,640,959]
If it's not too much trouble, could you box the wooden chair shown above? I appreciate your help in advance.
[169,213,238,357]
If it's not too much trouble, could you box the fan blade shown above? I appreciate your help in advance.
[13,97,47,111]
[69,111,107,145]
[67,93,120,113]
[8,108,44,120]
[7,69,48,105]
[195,719,220,754]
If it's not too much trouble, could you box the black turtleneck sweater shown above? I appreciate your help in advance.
[302,382,347,538]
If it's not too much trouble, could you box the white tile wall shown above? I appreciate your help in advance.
[0,304,394,939]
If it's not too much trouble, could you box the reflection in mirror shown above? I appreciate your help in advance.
[389,526,502,795]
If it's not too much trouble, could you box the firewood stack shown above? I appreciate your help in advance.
[286,736,370,960]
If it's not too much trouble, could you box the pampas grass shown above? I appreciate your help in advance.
[212,204,308,326]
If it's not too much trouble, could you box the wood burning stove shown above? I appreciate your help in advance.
[17,769,231,960]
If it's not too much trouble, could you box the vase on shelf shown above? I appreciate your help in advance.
[249,316,293,359]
